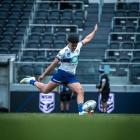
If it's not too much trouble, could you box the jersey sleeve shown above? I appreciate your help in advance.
[56,49,65,60]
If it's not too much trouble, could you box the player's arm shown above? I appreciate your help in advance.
[38,58,60,81]
[82,24,98,45]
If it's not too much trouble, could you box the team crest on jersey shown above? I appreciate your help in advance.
[98,93,115,113]
[66,52,71,57]
[71,56,78,63]
[39,92,55,113]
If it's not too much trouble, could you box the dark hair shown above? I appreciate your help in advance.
[68,34,79,43]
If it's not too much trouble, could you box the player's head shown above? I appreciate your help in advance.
[68,34,79,51]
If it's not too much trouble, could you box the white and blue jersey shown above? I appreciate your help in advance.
[56,42,83,74]
[51,42,83,84]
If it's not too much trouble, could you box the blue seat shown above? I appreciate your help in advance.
[118,56,130,62]
[60,9,73,20]
[54,33,67,41]
[21,56,34,62]
[35,56,48,62]
[53,40,66,48]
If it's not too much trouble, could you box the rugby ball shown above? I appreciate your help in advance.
[83,100,97,112]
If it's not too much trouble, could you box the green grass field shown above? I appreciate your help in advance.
[0,113,140,140]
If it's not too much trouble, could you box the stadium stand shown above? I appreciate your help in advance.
[0,0,34,54]
[103,0,140,84]
[0,0,140,85]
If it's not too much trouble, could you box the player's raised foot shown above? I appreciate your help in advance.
[78,111,87,115]
[20,76,36,84]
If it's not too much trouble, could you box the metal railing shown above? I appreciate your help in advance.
[98,0,104,23]
[36,0,85,10]
[108,32,140,44]
[30,24,79,33]
[105,48,140,59]
[111,17,140,30]
[13,59,101,84]
[114,0,140,12]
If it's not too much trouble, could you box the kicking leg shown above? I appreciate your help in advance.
[20,76,60,93]
[34,81,59,93]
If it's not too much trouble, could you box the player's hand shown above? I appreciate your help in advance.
[38,74,45,82]
[94,24,98,32]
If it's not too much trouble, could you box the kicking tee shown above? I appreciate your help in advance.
[56,42,83,75]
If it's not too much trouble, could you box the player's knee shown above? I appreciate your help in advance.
[76,87,84,95]
[41,86,50,94]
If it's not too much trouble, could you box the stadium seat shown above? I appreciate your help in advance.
[116,68,127,76]
[129,2,139,11]
[60,9,73,20]
[34,17,46,24]
[47,50,58,61]
[53,40,66,48]
[54,26,77,33]
[41,41,52,48]
[22,50,37,59]
[108,42,120,49]
[73,18,84,28]
[21,56,34,62]
[112,26,123,32]
[136,26,140,32]
[131,57,140,62]
[120,42,133,49]
[26,42,39,48]
[18,64,34,78]
[0,48,9,54]
[138,19,140,26]
[125,34,135,42]
[54,33,67,41]
[1,35,13,43]
[42,33,54,43]
[0,40,11,49]
[35,9,47,19]
[31,27,43,34]
[60,18,72,24]
[126,18,138,26]
[129,65,140,84]
[118,56,130,62]
[115,10,127,17]
[47,17,59,24]
[133,51,140,57]
[136,35,140,42]
[134,42,140,49]
[125,26,136,32]
[73,10,85,20]
[38,3,50,10]
[115,2,127,11]
[34,64,44,77]
[28,33,40,41]
[48,10,60,20]
[127,10,139,17]
[35,56,48,62]
[42,26,52,33]
[104,57,117,62]
[113,18,126,26]
[10,47,19,56]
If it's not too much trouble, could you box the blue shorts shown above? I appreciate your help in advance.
[51,69,79,84]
